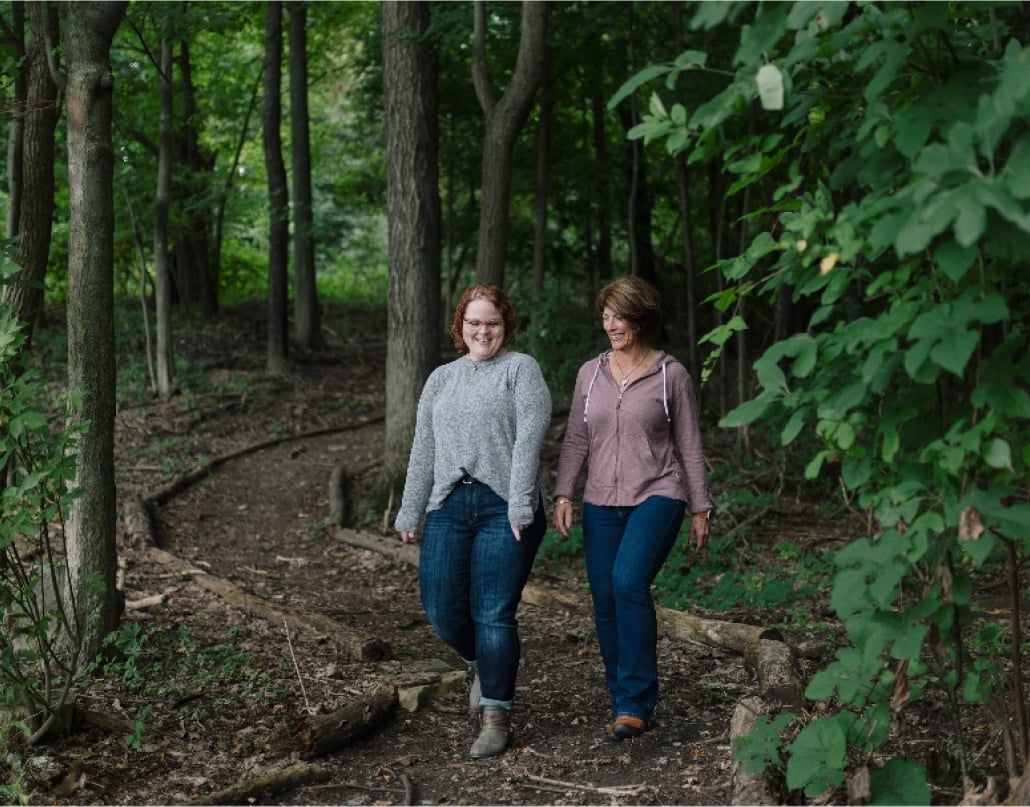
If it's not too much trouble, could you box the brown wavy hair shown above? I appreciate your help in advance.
[448,283,518,353]
[595,275,663,343]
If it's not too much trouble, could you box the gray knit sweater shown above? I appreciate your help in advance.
[394,350,552,533]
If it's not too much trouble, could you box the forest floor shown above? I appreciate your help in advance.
[16,305,1019,806]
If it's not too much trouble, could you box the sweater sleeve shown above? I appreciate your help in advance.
[669,364,713,513]
[506,356,552,528]
[554,360,593,501]
[394,370,440,533]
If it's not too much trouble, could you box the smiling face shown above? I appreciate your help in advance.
[602,306,640,354]
[462,298,506,361]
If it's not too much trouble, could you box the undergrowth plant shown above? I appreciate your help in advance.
[619,1,1030,801]
[0,298,90,747]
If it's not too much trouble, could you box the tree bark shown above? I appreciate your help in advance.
[590,90,612,284]
[379,0,442,510]
[472,0,548,287]
[289,1,322,350]
[154,30,176,399]
[293,683,398,759]
[3,2,60,349]
[64,0,128,664]
[263,0,290,376]
[531,41,551,293]
[4,2,25,256]
[175,36,218,315]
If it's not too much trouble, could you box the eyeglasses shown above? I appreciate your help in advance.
[463,318,503,331]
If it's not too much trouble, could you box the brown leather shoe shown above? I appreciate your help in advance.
[606,715,647,741]
[470,707,512,758]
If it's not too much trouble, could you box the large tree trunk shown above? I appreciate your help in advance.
[176,36,218,316]
[3,2,60,348]
[154,31,176,400]
[379,0,441,513]
[263,1,290,375]
[289,1,321,351]
[472,0,548,288]
[64,0,127,664]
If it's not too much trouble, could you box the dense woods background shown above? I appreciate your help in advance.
[1,1,1029,803]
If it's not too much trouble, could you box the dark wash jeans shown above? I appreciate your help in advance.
[419,480,545,710]
[582,496,686,721]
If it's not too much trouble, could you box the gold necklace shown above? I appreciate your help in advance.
[613,350,649,389]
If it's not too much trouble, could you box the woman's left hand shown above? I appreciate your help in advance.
[689,512,710,551]
[512,525,524,542]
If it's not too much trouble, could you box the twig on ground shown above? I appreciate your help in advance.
[284,616,313,714]
[523,774,652,797]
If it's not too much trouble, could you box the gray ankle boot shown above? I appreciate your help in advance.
[469,707,512,758]
[469,672,482,716]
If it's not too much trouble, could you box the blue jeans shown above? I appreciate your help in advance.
[582,496,686,721]
[419,480,545,710]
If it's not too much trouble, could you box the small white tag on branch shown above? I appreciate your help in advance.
[756,64,784,111]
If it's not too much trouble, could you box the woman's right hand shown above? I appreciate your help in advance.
[399,530,417,544]
[553,499,574,537]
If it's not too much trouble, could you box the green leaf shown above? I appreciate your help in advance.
[785,717,847,797]
[720,394,775,428]
[984,438,1013,471]
[932,241,976,282]
[608,63,674,110]
[868,757,931,805]
[781,408,807,445]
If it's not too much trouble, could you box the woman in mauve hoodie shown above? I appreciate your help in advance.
[553,275,712,742]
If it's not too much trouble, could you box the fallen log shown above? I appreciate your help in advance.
[147,547,391,662]
[180,762,330,806]
[729,695,782,806]
[292,683,398,759]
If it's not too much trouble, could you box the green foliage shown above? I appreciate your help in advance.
[0,298,91,746]
[517,279,608,407]
[619,0,1030,799]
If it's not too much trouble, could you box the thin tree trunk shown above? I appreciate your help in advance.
[531,41,551,293]
[289,1,321,350]
[64,0,128,664]
[590,91,611,284]
[380,0,441,511]
[5,2,25,256]
[213,68,263,305]
[154,32,176,399]
[677,155,699,382]
[472,0,548,287]
[263,1,290,375]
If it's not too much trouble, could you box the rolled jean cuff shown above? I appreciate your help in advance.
[479,697,512,711]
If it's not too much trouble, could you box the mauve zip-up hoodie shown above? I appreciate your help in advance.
[555,350,712,512]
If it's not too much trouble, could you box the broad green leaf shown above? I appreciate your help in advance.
[933,241,976,282]
[953,193,986,246]
[1000,138,1030,200]
[984,438,1013,470]
[781,408,807,445]
[608,63,674,110]
[930,328,978,377]
[720,394,775,428]
[785,717,847,797]
[868,758,931,805]
[673,50,708,69]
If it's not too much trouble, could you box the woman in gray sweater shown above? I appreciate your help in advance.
[396,283,551,759]
[553,275,712,742]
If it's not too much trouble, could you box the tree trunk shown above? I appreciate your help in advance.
[3,2,60,349]
[263,1,290,375]
[379,0,441,510]
[472,0,548,287]
[289,1,321,351]
[154,31,176,399]
[64,0,128,664]
[176,36,218,315]
[590,91,612,284]
[677,155,699,382]
[531,41,551,293]
[5,2,25,257]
